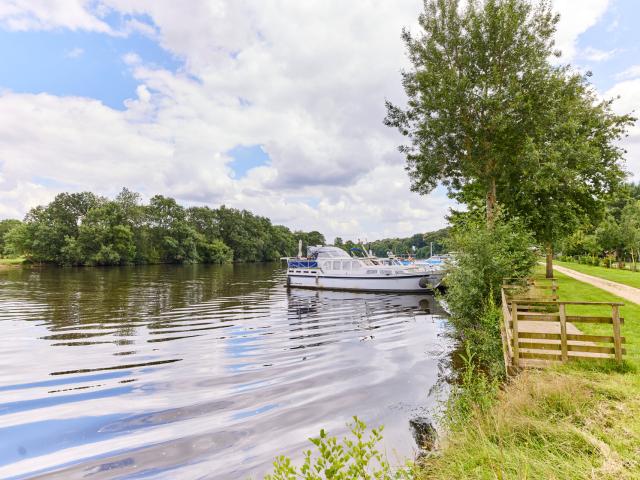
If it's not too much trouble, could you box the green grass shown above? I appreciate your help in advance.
[556,260,640,289]
[417,268,640,479]
[0,256,25,267]
[550,269,640,363]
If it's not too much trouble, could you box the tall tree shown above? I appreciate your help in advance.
[385,0,559,226]
[501,71,632,277]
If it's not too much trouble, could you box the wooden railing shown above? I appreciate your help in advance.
[501,280,625,372]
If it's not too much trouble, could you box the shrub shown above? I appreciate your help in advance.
[444,214,537,376]
[264,417,413,480]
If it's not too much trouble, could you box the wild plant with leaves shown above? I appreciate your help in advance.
[264,417,413,480]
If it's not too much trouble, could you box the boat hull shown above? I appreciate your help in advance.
[286,272,442,293]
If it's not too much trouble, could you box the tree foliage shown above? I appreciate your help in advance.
[0,219,22,256]
[385,0,560,224]
[360,228,449,258]
[6,189,321,266]
[558,183,640,268]
[445,213,537,374]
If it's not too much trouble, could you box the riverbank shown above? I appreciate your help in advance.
[0,257,25,270]
[418,270,640,479]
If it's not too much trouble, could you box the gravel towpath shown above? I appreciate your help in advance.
[553,264,640,306]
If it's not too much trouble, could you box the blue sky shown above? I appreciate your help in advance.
[0,28,180,110]
[0,0,638,240]
[1,2,636,106]
[571,0,640,91]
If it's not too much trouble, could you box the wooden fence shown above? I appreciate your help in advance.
[501,280,625,372]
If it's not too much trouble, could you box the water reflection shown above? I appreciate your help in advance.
[0,264,452,479]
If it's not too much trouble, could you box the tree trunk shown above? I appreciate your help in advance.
[545,242,554,279]
[486,177,497,227]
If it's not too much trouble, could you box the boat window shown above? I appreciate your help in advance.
[342,261,351,270]
[351,261,360,269]
[323,261,331,270]
[366,269,377,274]
[333,261,341,270]
[380,269,392,275]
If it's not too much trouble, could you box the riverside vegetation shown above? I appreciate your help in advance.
[0,189,325,266]
[0,193,449,268]
[264,0,637,477]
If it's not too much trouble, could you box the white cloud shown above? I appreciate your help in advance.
[0,0,629,240]
[604,79,640,180]
[0,0,112,33]
[581,46,618,62]
[553,0,610,61]
[615,65,640,81]
[64,46,84,58]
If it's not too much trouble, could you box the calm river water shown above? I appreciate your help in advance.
[0,263,452,479]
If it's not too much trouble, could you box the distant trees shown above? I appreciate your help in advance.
[3,189,321,266]
[293,230,326,252]
[559,184,640,270]
[0,219,21,256]
[344,228,449,258]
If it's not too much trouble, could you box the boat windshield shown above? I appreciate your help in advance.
[309,246,352,259]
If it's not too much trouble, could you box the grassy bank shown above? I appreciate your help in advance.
[0,257,25,269]
[418,270,640,479]
[556,260,640,289]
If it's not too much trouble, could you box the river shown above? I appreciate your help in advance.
[0,263,452,479]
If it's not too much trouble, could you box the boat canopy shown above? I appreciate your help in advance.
[307,246,351,259]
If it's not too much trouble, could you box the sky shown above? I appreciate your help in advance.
[0,0,639,241]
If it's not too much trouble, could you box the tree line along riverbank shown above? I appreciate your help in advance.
[0,190,447,268]
[0,189,325,266]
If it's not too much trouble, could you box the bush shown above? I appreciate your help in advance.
[264,417,413,479]
[445,215,537,376]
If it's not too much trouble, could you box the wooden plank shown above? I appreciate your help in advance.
[566,316,624,325]
[501,289,514,369]
[512,302,519,368]
[514,307,560,313]
[518,342,624,355]
[509,297,557,302]
[518,341,561,351]
[569,345,625,355]
[612,305,623,363]
[517,332,625,343]
[567,334,624,343]
[520,352,618,362]
[559,303,568,362]
[518,332,562,341]
[519,351,562,361]
[515,314,559,321]
[513,300,625,306]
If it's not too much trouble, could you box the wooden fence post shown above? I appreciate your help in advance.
[612,305,623,363]
[559,303,568,362]
[512,302,520,368]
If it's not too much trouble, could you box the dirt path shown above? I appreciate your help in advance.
[554,264,640,306]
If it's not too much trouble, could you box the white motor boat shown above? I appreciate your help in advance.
[283,246,444,293]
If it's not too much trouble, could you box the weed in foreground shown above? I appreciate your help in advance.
[264,417,414,479]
